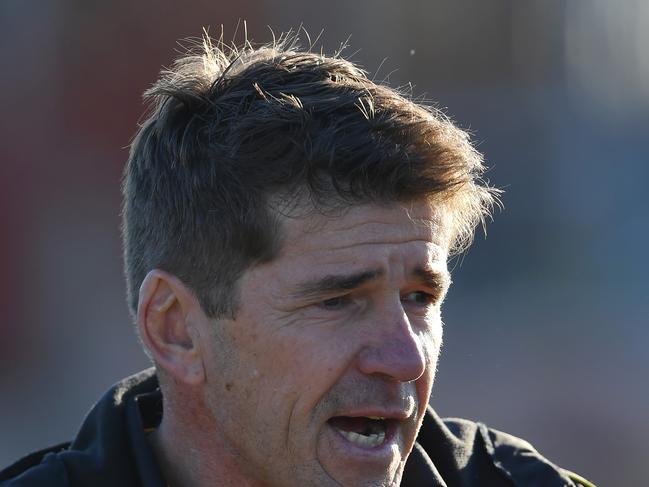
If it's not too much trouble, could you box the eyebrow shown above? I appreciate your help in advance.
[291,266,451,300]
[291,269,384,299]
[413,267,452,291]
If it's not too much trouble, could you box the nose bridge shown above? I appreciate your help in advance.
[357,299,427,382]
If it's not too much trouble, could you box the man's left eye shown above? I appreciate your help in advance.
[320,295,351,310]
[402,291,435,306]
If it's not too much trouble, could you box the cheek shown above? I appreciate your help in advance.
[419,317,444,377]
[423,308,444,348]
[278,330,352,380]
[228,325,344,398]
[413,328,442,416]
[200,322,266,409]
[267,328,360,419]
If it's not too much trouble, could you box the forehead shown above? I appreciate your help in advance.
[277,200,450,267]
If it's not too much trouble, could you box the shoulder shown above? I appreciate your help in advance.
[1,369,160,487]
[445,416,596,487]
[0,444,70,486]
[414,408,595,486]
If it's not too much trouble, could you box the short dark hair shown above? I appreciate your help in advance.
[122,35,498,319]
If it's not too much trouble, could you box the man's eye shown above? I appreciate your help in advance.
[402,291,436,306]
[320,295,350,310]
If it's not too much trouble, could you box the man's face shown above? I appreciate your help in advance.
[198,201,450,487]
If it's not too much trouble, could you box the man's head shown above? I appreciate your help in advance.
[123,35,497,487]
[122,35,495,321]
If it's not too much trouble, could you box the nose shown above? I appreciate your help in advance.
[356,305,428,383]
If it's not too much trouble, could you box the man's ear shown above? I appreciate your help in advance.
[137,269,206,385]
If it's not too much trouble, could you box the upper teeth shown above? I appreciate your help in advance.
[367,416,385,420]
[336,429,386,448]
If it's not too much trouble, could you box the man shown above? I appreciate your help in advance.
[1,35,593,487]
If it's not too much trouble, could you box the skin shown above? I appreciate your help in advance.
[139,200,451,487]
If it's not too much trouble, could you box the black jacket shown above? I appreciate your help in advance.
[0,369,590,486]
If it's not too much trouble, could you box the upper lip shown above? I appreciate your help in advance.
[329,407,413,421]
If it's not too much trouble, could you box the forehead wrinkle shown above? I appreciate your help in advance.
[281,235,448,281]
[278,202,450,257]
[309,236,445,254]
[285,244,448,297]
[303,217,445,250]
[287,204,445,236]
[325,217,440,240]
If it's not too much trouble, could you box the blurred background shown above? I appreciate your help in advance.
[1,1,647,485]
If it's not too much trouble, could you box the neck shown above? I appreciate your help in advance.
[148,389,261,487]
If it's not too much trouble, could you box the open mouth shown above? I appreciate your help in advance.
[327,416,393,448]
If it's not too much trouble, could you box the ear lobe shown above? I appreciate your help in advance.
[137,270,206,385]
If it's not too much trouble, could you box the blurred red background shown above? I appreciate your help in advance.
[2,2,648,485]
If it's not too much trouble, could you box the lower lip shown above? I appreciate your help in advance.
[325,420,399,459]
